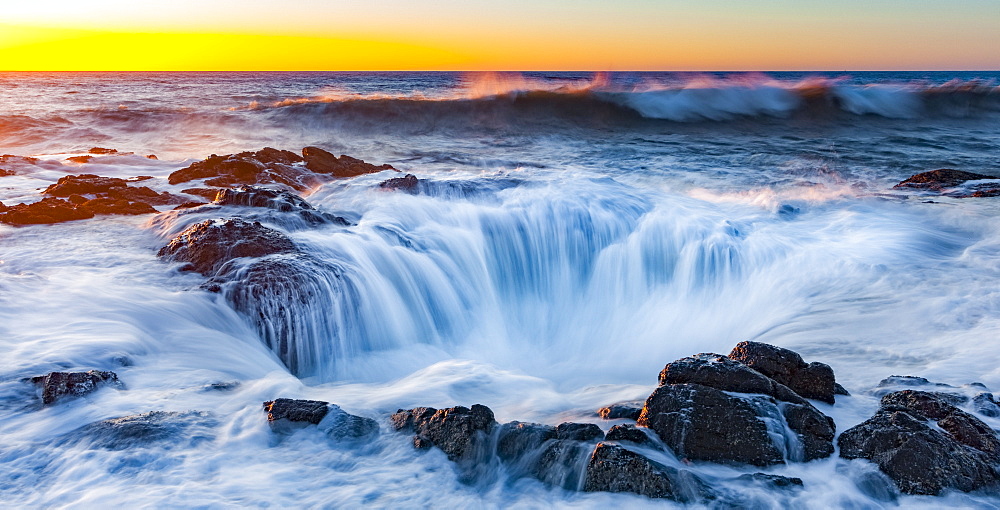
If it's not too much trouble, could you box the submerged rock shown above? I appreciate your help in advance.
[838,390,1000,495]
[597,401,644,420]
[379,174,419,192]
[59,410,216,450]
[263,398,378,440]
[157,218,297,275]
[263,398,329,425]
[583,443,714,502]
[391,404,496,462]
[729,341,842,404]
[0,197,95,225]
[735,473,804,489]
[894,169,997,190]
[213,185,347,225]
[30,370,121,405]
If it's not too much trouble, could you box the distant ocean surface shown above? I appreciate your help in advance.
[1,71,1000,507]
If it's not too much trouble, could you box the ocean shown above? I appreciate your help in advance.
[1,71,1000,507]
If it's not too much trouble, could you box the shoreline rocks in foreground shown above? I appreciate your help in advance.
[894,168,1000,198]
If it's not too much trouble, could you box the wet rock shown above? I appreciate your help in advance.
[30,370,121,405]
[67,155,93,163]
[146,154,158,160]
[58,410,216,450]
[89,147,118,154]
[604,424,651,444]
[781,401,837,460]
[971,188,1000,198]
[106,186,185,205]
[213,185,347,225]
[157,218,297,275]
[182,188,224,200]
[532,439,596,489]
[735,473,804,489]
[729,341,841,404]
[597,400,644,420]
[0,168,15,177]
[79,198,157,215]
[638,383,785,466]
[302,146,395,178]
[318,404,380,441]
[834,383,851,395]
[379,174,419,192]
[201,381,240,392]
[894,169,997,190]
[496,421,556,462]
[973,393,1000,417]
[658,353,809,406]
[583,442,714,502]
[880,390,1000,458]
[390,404,496,462]
[168,148,312,190]
[0,197,95,225]
[173,201,207,210]
[555,422,603,441]
[838,404,1000,495]
[263,398,329,425]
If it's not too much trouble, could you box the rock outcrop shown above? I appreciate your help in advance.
[157,218,297,275]
[597,401,644,420]
[729,341,844,403]
[838,390,1000,495]
[263,398,378,441]
[302,146,395,178]
[894,169,997,190]
[583,443,714,502]
[391,405,496,462]
[29,370,121,405]
[379,174,419,192]
[212,185,348,226]
[0,198,95,225]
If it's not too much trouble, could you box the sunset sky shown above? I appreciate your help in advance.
[1,0,998,71]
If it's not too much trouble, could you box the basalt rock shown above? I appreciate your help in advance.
[638,383,786,466]
[391,404,496,462]
[379,174,418,192]
[79,198,157,215]
[604,424,651,444]
[0,197,95,225]
[729,341,842,404]
[44,174,128,196]
[157,218,297,275]
[597,401,644,420]
[659,353,810,406]
[496,421,556,463]
[302,146,395,178]
[59,410,216,450]
[30,370,121,405]
[555,422,604,441]
[213,185,347,226]
[894,169,997,190]
[168,148,312,190]
[879,390,1000,458]
[583,442,714,502]
[838,400,1000,495]
[263,398,378,440]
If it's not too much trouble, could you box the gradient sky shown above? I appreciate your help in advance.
[1,0,998,71]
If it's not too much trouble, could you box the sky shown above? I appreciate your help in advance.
[0,0,998,71]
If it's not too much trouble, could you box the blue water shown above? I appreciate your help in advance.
[1,71,999,507]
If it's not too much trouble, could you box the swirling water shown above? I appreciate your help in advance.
[1,71,1000,508]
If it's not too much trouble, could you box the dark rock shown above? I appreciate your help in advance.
[876,375,950,388]
[173,201,207,210]
[213,185,347,225]
[182,188,224,200]
[30,370,121,405]
[555,422,603,441]
[107,186,185,205]
[971,188,1000,198]
[390,404,496,461]
[79,198,157,215]
[262,398,328,425]
[605,424,650,444]
[0,168,15,177]
[496,421,556,462]
[880,390,1000,458]
[834,383,851,395]
[201,381,240,392]
[89,147,118,154]
[735,473,804,489]
[58,410,216,450]
[658,353,809,406]
[838,405,1000,495]
[0,197,94,225]
[638,383,785,466]
[157,218,297,275]
[168,148,312,190]
[146,154,158,160]
[597,400,644,420]
[66,155,92,163]
[780,402,836,460]
[973,393,1000,418]
[318,404,380,441]
[583,442,713,502]
[302,146,395,178]
[379,174,419,192]
[894,169,997,190]
[729,341,840,404]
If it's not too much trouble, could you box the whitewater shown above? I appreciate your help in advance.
[2,71,1000,508]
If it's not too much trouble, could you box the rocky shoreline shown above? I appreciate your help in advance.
[22,339,1000,502]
